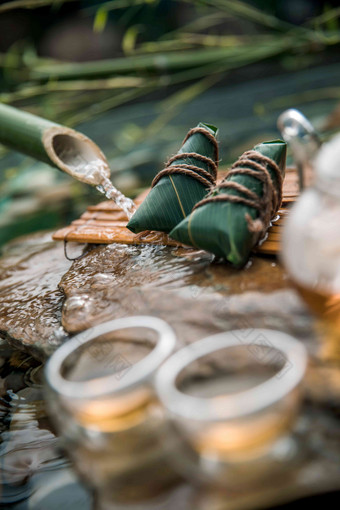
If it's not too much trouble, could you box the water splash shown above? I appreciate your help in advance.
[67,156,136,220]
[96,174,136,220]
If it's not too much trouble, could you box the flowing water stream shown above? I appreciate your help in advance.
[96,174,136,220]
[65,153,136,219]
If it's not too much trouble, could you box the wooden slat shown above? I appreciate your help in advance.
[87,201,129,213]
[282,196,298,204]
[256,242,280,255]
[81,211,128,221]
[72,219,128,227]
[264,232,281,241]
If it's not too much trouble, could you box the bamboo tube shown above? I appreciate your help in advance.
[0,103,110,186]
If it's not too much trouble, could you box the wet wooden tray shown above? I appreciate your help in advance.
[53,167,300,255]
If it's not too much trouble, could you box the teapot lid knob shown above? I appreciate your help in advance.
[277,109,321,190]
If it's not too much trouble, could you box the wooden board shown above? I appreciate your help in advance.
[53,167,300,255]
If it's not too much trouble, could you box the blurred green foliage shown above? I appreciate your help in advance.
[0,0,339,247]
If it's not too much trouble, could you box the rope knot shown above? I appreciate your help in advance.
[245,214,264,234]
[151,127,218,189]
[192,149,283,242]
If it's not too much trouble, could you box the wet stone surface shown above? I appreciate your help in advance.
[0,230,334,398]
[0,231,314,359]
[2,230,340,415]
[59,241,312,347]
[0,232,71,360]
[1,231,340,509]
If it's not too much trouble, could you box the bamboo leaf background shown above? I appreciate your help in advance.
[0,0,340,246]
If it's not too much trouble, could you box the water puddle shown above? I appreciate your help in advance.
[0,230,295,360]
[59,241,291,336]
[0,339,91,509]
[0,232,71,359]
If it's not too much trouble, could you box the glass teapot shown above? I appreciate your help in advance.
[278,109,340,358]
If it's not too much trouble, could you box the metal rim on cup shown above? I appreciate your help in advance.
[46,316,176,400]
[155,329,307,422]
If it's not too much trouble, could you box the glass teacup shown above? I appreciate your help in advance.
[156,329,307,489]
[45,316,178,508]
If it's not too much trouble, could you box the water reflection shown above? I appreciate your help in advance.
[0,339,90,509]
[0,331,189,510]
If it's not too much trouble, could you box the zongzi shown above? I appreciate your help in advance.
[127,122,219,234]
[170,140,287,267]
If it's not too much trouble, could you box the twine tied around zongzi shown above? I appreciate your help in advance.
[151,127,219,189]
[192,150,283,237]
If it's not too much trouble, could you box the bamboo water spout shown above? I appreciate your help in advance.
[0,103,111,186]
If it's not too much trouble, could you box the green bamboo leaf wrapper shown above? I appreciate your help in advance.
[127,122,218,234]
[170,140,287,267]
